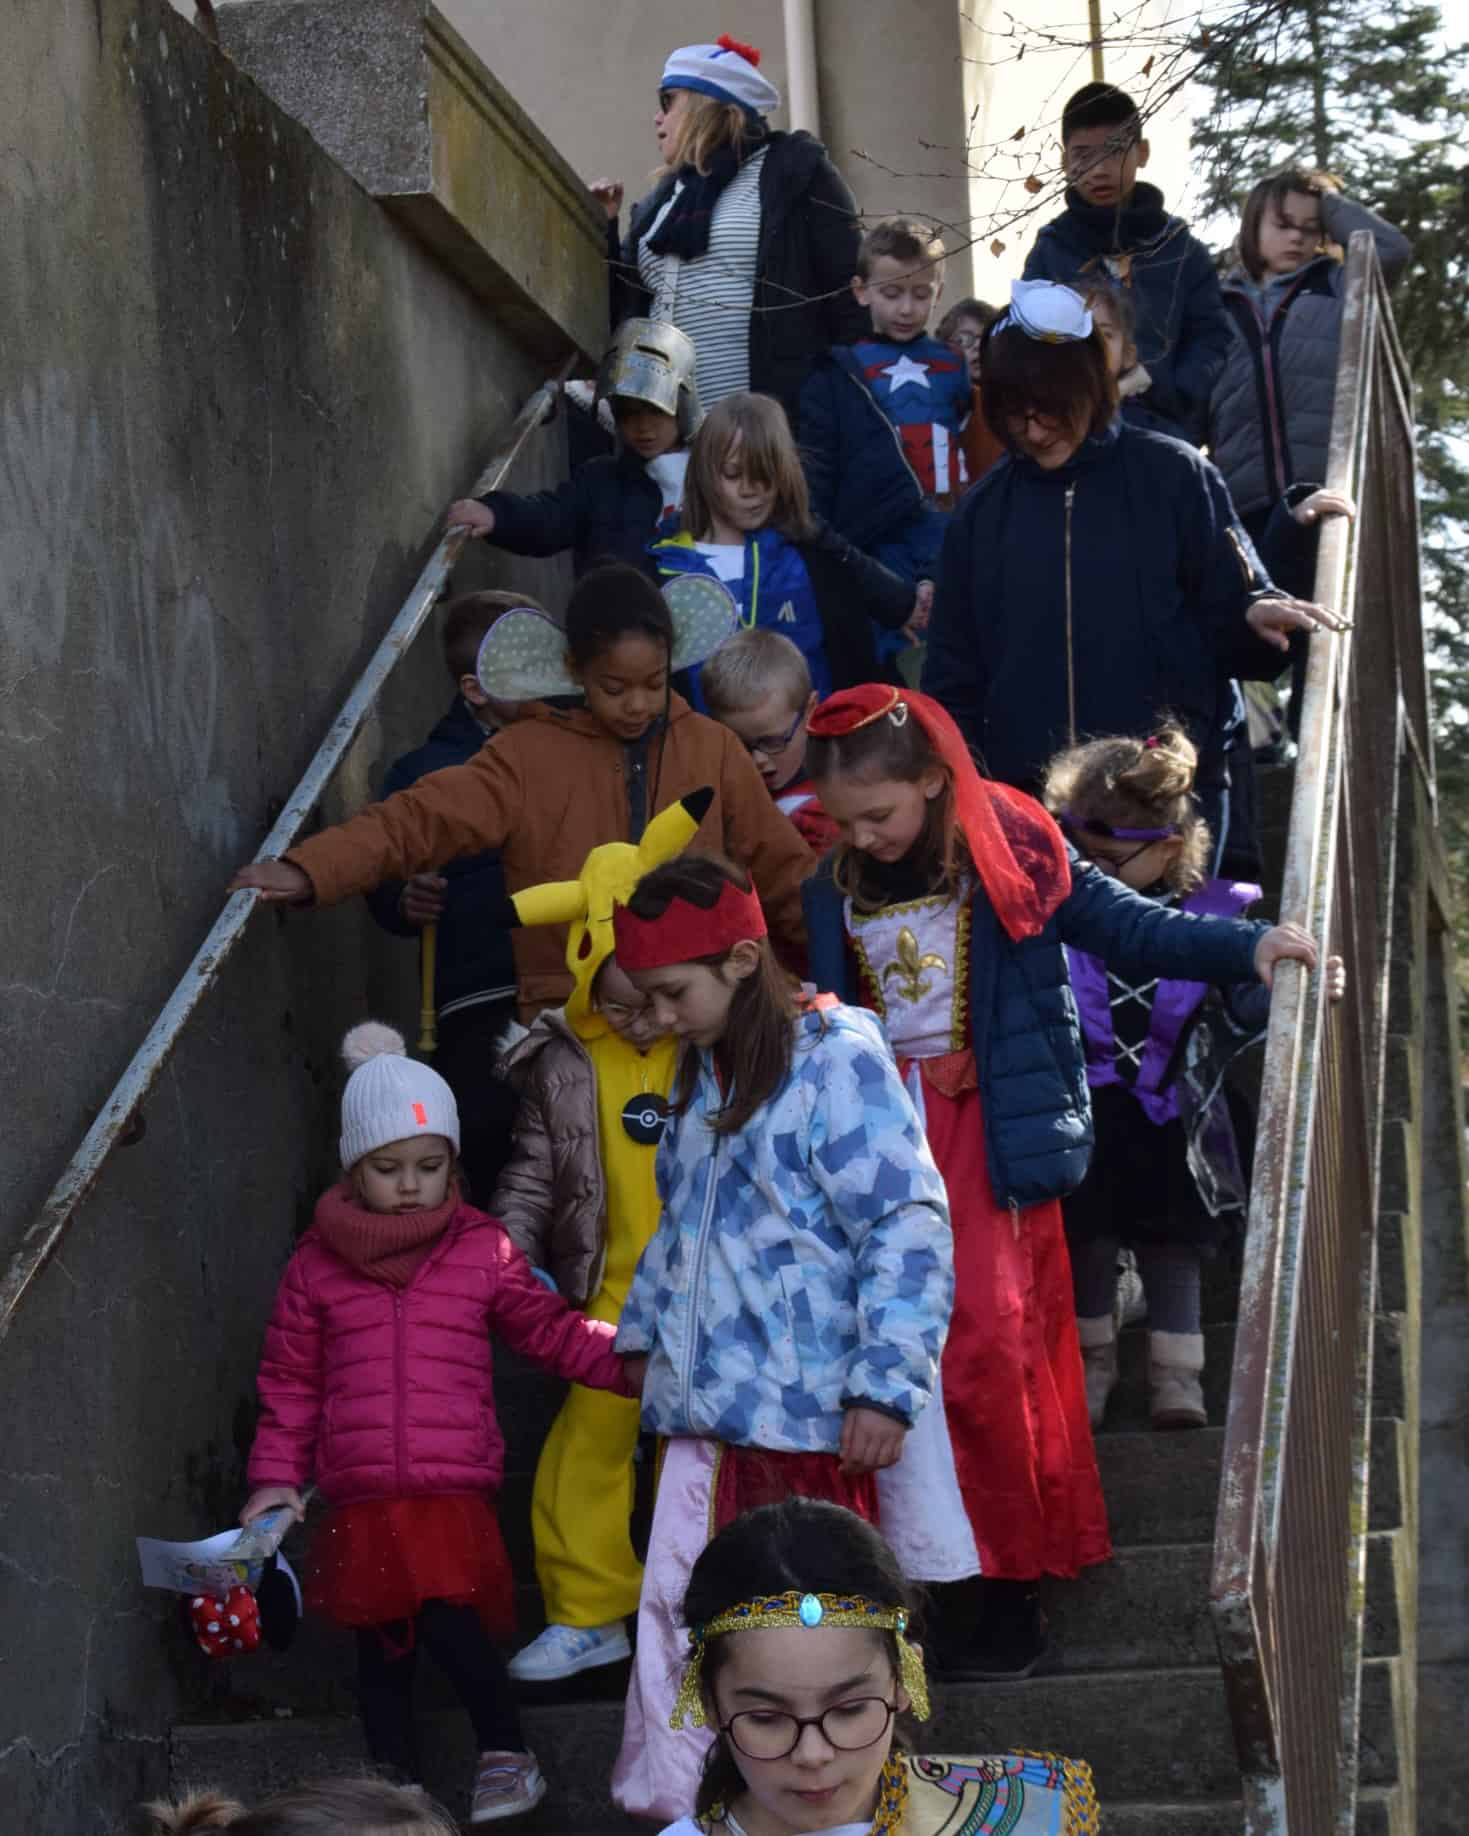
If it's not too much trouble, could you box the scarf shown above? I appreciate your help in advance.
[313,1180,459,1288]
[645,130,767,262]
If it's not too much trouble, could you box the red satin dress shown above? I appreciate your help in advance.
[846,884,1110,1580]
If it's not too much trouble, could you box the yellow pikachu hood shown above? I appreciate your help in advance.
[509,789,714,1038]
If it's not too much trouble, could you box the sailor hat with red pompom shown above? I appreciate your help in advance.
[660,34,781,116]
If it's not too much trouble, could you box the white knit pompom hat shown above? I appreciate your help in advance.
[660,35,781,116]
[339,1022,460,1167]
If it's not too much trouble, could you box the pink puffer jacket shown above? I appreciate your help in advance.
[247,1201,636,1505]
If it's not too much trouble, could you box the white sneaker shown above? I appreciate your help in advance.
[470,1749,545,1823]
[507,1619,630,1683]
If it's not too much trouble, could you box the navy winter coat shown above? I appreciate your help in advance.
[803,852,1267,1208]
[365,698,517,1017]
[612,130,869,430]
[479,450,663,580]
[921,420,1283,798]
[798,347,926,556]
[1023,183,1231,442]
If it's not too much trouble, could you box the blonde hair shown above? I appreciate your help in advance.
[658,91,753,176]
[139,1779,458,1836]
[1041,724,1211,894]
[683,394,815,542]
[858,217,947,281]
[700,628,812,717]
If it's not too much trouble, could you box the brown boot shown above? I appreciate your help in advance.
[1148,1330,1207,1429]
[1077,1315,1118,1429]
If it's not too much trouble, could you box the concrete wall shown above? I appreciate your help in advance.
[0,0,573,1824]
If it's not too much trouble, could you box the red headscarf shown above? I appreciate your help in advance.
[806,684,1071,940]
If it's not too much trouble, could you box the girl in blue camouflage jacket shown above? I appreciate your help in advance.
[605,852,956,1823]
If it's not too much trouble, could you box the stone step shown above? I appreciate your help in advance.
[1040,1545,1216,1671]
[173,1661,1402,1825]
[1095,1429,1223,1546]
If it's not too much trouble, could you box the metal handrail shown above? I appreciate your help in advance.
[0,374,566,1344]
[1210,235,1426,1830]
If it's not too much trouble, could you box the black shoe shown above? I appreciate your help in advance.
[942,1581,1054,1681]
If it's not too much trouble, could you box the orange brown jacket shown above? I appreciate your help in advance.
[286,696,814,1017]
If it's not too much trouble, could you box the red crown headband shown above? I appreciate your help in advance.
[807,684,1072,944]
[613,876,767,973]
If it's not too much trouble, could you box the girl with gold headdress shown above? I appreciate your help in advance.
[661,1498,1097,1836]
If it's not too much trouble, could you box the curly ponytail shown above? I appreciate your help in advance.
[1042,722,1210,892]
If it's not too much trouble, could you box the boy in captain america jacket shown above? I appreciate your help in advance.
[798,219,971,656]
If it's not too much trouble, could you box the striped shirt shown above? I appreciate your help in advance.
[639,147,768,408]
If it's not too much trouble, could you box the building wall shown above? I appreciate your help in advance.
[0,0,572,1823]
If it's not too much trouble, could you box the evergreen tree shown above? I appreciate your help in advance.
[1192,0,1469,997]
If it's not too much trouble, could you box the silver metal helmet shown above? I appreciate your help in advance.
[595,318,702,439]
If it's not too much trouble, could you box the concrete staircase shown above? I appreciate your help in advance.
[168,1259,1411,1831]
[168,766,1414,1829]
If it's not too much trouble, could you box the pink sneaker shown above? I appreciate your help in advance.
[471,1750,545,1823]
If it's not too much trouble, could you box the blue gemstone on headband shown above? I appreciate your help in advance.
[798,1594,823,1628]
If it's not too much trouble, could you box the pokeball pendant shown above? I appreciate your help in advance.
[621,1092,670,1145]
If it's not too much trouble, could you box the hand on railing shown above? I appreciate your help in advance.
[229,861,315,906]
[445,498,495,538]
[1292,488,1357,527]
[1247,595,1352,653]
[1253,921,1320,988]
[239,1484,306,1527]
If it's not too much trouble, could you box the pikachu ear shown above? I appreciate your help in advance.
[512,879,588,931]
[640,787,715,869]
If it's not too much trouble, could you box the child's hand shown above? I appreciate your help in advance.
[446,498,495,538]
[230,860,314,905]
[1325,954,1347,1002]
[589,177,625,220]
[1292,488,1356,526]
[839,1405,906,1476]
[1246,595,1351,651]
[399,873,448,926]
[620,1354,648,1394]
[910,579,934,631]
[240,1485,305,1528]
[1254,921,1320,988]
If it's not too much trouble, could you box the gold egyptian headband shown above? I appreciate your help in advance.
[669,1590,931,1731]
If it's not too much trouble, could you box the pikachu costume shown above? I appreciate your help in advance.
[492,792,712,1669]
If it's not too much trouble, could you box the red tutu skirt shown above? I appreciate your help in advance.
[920,1075,1111,1580]
[305,1494,515,1643]
[711,1441,878,1528]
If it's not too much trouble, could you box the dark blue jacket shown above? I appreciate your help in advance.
[1023,183,1231,442]
[803,852,1268,1208]
[365,699,517,1017]
[479,450,664,579]
[921,420,1283,797]
[798,348,926,556]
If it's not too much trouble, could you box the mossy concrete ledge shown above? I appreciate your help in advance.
[217,0,606,362]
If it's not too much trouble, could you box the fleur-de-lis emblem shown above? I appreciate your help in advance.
[881,927,947,1002]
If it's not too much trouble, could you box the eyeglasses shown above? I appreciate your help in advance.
[718,1696,898,1761]
[657,89,676,113]
[1060,812,1174,875]
[736,708,806,759]
[948,329,983,350]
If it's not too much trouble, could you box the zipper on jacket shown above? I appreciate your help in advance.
[1063,483,1078,745]
[678,1102,723,1429]
[841,365,925,499]
[394,1292,407,1496]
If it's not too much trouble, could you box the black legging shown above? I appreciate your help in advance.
[355,1600,523,1780]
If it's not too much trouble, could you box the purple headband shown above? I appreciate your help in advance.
[1062,809,1177,843]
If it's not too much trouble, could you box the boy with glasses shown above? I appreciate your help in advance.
[701,630,836,855]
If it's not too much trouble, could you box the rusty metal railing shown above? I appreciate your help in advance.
[1210,235,1431,1831]
[0,374,566,1344]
